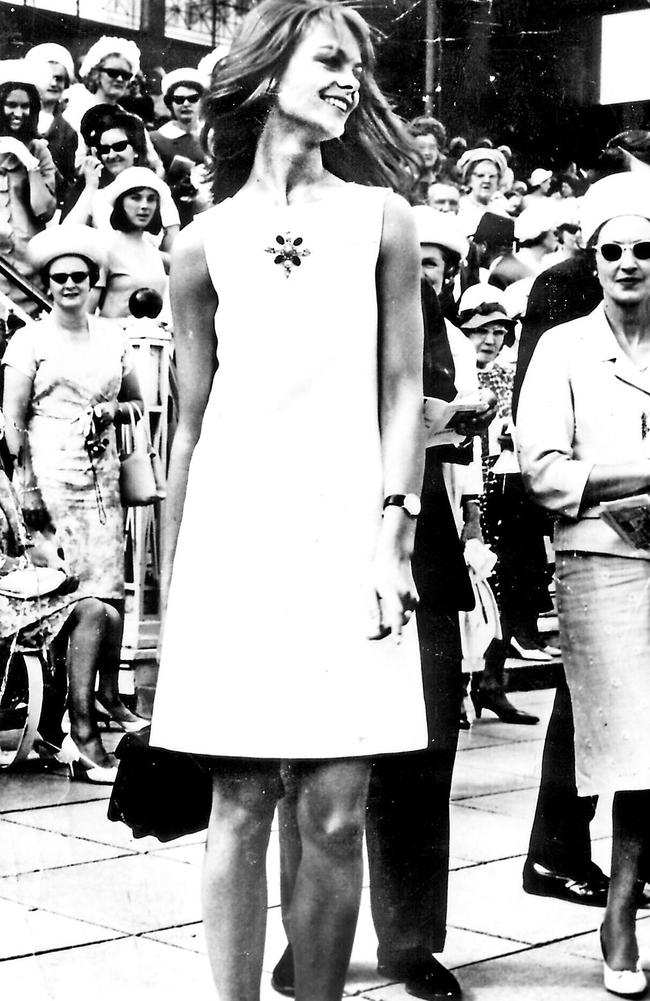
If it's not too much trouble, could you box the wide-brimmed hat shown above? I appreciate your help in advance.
[27,225,107,272]
[580,172,650,245]
[24,43,75,82]
[79,36,141,80]
[411,206,468,259]
[457,283,516,332]
[102,166,168,207]
[161,67,208,99]
[456,147,507,185]
[528,168,552,188]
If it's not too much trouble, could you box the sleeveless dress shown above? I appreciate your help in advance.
[150,183,428,760]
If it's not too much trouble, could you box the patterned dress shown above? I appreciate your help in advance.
[3,316,134,600]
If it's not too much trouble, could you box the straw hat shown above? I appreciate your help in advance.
[102,166,168,207]
[457,282,515,331]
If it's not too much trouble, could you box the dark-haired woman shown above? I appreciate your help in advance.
[2,225,146,777]
[98,166,168,318]
[0,61,56,316]
[64,114,179,263]
[149,2,426,999]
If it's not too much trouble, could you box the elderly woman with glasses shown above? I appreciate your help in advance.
[517,173,650,998]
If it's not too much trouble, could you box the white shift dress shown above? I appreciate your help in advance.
[150,183,428,759]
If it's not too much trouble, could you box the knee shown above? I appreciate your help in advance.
[73,597,109,629]
[298,797,366,861]
[207,775,278,853]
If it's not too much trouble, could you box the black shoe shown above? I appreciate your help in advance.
[523,860,609,907]
[271,944,294,997]
[378,955,462,1000]
[470,687,540,725]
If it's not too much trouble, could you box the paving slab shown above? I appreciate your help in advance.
[0,896,124,960]
[0,817,126,876]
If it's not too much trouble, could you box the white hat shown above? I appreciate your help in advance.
[456,147,507,185]
[529,168,552,188]
[24,43,75,82]
[514,205,558,243]
[103,166,169,207]
[457,282,515,331]
[411,206,468,259]
[79,36,141,80]
[161,67,208,98]
[0,59,44,92]
[580,172,650,245]
[27,224,107,272]
[197,44,230,79]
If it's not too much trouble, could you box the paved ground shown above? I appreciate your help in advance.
[0,687,645,1001]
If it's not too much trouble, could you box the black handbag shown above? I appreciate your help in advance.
[107,726,212,842]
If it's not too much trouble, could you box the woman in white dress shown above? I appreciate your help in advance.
[149,2,426,999]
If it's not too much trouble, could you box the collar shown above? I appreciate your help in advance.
[589,302,650,394]
[157,120,186,140]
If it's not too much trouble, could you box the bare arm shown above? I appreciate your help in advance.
[160,223,218,617]
[372,193,425,640]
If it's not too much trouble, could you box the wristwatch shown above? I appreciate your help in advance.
[383,493,422,518]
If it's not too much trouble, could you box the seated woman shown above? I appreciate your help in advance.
[2,224,147,780]
[64,110,178,265]
[97,166,168,319]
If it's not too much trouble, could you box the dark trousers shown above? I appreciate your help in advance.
[527,673,597,877]
[366,608,461,958]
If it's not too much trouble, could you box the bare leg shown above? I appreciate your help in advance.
[602,790,650,970]
[65,597,112,765]
[202,760,282,1001]
[279,778,302,937]
[95,599,144,724]
[290,758,371,1001]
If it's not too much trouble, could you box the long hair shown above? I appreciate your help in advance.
[0,80,40,144]
[201,0,419,201]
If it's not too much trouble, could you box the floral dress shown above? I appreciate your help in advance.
[3,317,134,600]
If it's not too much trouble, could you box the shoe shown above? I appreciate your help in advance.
[54,734,117,785]
[378,955,461,1001]
[271,944,295,997]
[94,698,148,733]
[470,688,539,725]
[459,706,471,731]
[601,926,647,997]
[523,860,609,907]
[509,636,553,661]
[541,641,561,658]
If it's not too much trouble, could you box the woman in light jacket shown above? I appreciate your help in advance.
[517,172,650,999]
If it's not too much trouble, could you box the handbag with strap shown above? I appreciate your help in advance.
[107,725,212,842]
[119,403,166,507]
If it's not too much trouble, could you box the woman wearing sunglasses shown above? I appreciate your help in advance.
[517,172,650,998]
[2,225,146,780]
[64,110,179,265]
[62,35,140,136]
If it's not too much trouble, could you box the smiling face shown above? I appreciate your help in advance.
[121,187,159,229]
[596,215,650,310]
[97,127,135,177]
[4,88,31,133]
[273,18,362,141]
[97,56,132,102]
[468,160,499,205]
[47,254,91,310]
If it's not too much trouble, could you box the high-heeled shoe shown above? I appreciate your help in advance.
[470,687,540,725]
[54,734,117,785]
[601,926,647,997]
[94,698,148,733]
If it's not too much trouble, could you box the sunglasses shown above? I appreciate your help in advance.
[97,139,130,156]
[171,93,200,104]
[49,271,89,285]
[597,241,650,262]
[101,67,132,82]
